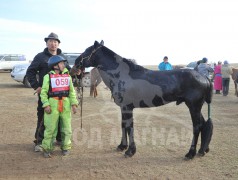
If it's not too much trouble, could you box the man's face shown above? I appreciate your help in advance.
[164,58,168,63]
[46,39,59,51]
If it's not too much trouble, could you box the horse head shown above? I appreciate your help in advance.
[77,40,104,69]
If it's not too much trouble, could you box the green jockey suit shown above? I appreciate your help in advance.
[40,68,78,152]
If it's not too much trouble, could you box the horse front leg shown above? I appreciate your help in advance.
[117,125,128,151]
[117,107,136,157]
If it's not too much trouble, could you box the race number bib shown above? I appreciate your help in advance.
[50,74,70,92]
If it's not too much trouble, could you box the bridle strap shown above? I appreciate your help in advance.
[81,45,102,64]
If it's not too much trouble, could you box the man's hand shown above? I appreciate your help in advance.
[35,87,42,95]
[72,105,77,114]
[44,106,51,114]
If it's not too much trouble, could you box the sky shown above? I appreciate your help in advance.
[0,0,238,65]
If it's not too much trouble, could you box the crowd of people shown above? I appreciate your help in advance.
[213,60,233,96]
[158,56,235,96]
[195,58,233,96]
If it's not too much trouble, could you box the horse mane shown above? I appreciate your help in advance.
[102,46,146,71]
[122,58,146,71]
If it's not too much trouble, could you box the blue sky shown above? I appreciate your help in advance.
[0,0,238,65]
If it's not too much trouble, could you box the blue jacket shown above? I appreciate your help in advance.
[158,62,173,71]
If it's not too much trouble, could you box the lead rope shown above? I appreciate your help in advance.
[208,103,211,119]
[75,74,83,129]
[80,83,83,129]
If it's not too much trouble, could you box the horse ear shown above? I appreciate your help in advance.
[100,40,104,45]
[94,41,99,48]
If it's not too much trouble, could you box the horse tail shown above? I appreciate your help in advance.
[205,78,213,104]
[199,77,213,155]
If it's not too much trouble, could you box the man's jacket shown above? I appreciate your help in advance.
[26,48,70,90]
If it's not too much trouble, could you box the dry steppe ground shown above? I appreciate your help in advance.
[0,65,238,179]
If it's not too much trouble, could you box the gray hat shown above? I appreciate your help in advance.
[44,32,60,43]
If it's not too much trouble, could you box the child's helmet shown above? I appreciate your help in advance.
[48,55,67,69]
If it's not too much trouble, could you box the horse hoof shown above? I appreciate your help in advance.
[124,151,134,158]
[117,144,128,152]
[185,149,196,159]
[205,148,210,153]
[184,155,194,160]
[198,147,209,156]
[124,147,136,157]
[197,151,205,157]
[124,153,133,158]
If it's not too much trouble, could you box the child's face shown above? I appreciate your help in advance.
[54,61,65,72]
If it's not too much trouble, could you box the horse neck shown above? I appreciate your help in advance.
[96,47,131,89]
[95,46,118,68]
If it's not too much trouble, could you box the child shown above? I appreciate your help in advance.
[40,55,79,158]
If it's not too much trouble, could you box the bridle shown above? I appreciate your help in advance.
[80,45,103,66]
[76,45,102,129]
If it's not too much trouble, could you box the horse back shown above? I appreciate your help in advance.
[128,68,212,105]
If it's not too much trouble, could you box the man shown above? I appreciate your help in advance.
[26,32,70,152]
[158,56,173,70]
[197,57,214,79]
[221,60,233,96]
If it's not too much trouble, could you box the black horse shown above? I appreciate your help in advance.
[74,41,213,159]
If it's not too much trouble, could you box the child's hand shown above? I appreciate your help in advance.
[44,106,51,114]
[72,105,77,114]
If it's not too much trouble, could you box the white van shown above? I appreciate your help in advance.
[0,54,27,71]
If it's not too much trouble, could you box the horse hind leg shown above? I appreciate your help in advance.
[185,103,204,159]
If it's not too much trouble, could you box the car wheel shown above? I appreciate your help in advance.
[23,76,31,88]
[82,73,91,87]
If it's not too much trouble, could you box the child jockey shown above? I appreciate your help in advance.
[40,55,79,158]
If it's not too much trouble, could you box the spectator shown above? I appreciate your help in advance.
[221,60,233,96]
[194,59,203,71]
[213,61,222,94]
[26,32,71,152]
[158,56,173,70]
[197,57,214,79]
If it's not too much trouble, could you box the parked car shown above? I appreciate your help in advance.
[180,61,197,69]
[11,53,93,88]
[11,63,33,87]
[0,54,28,71]
[185,61,197,69]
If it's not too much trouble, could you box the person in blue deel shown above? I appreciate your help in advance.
[158,56,173,70]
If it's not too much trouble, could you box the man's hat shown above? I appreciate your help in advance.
[224,60,229,65]
[202,57,208,63]
[44,32,60,43]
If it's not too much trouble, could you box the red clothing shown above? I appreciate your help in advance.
[213,65,222,90]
